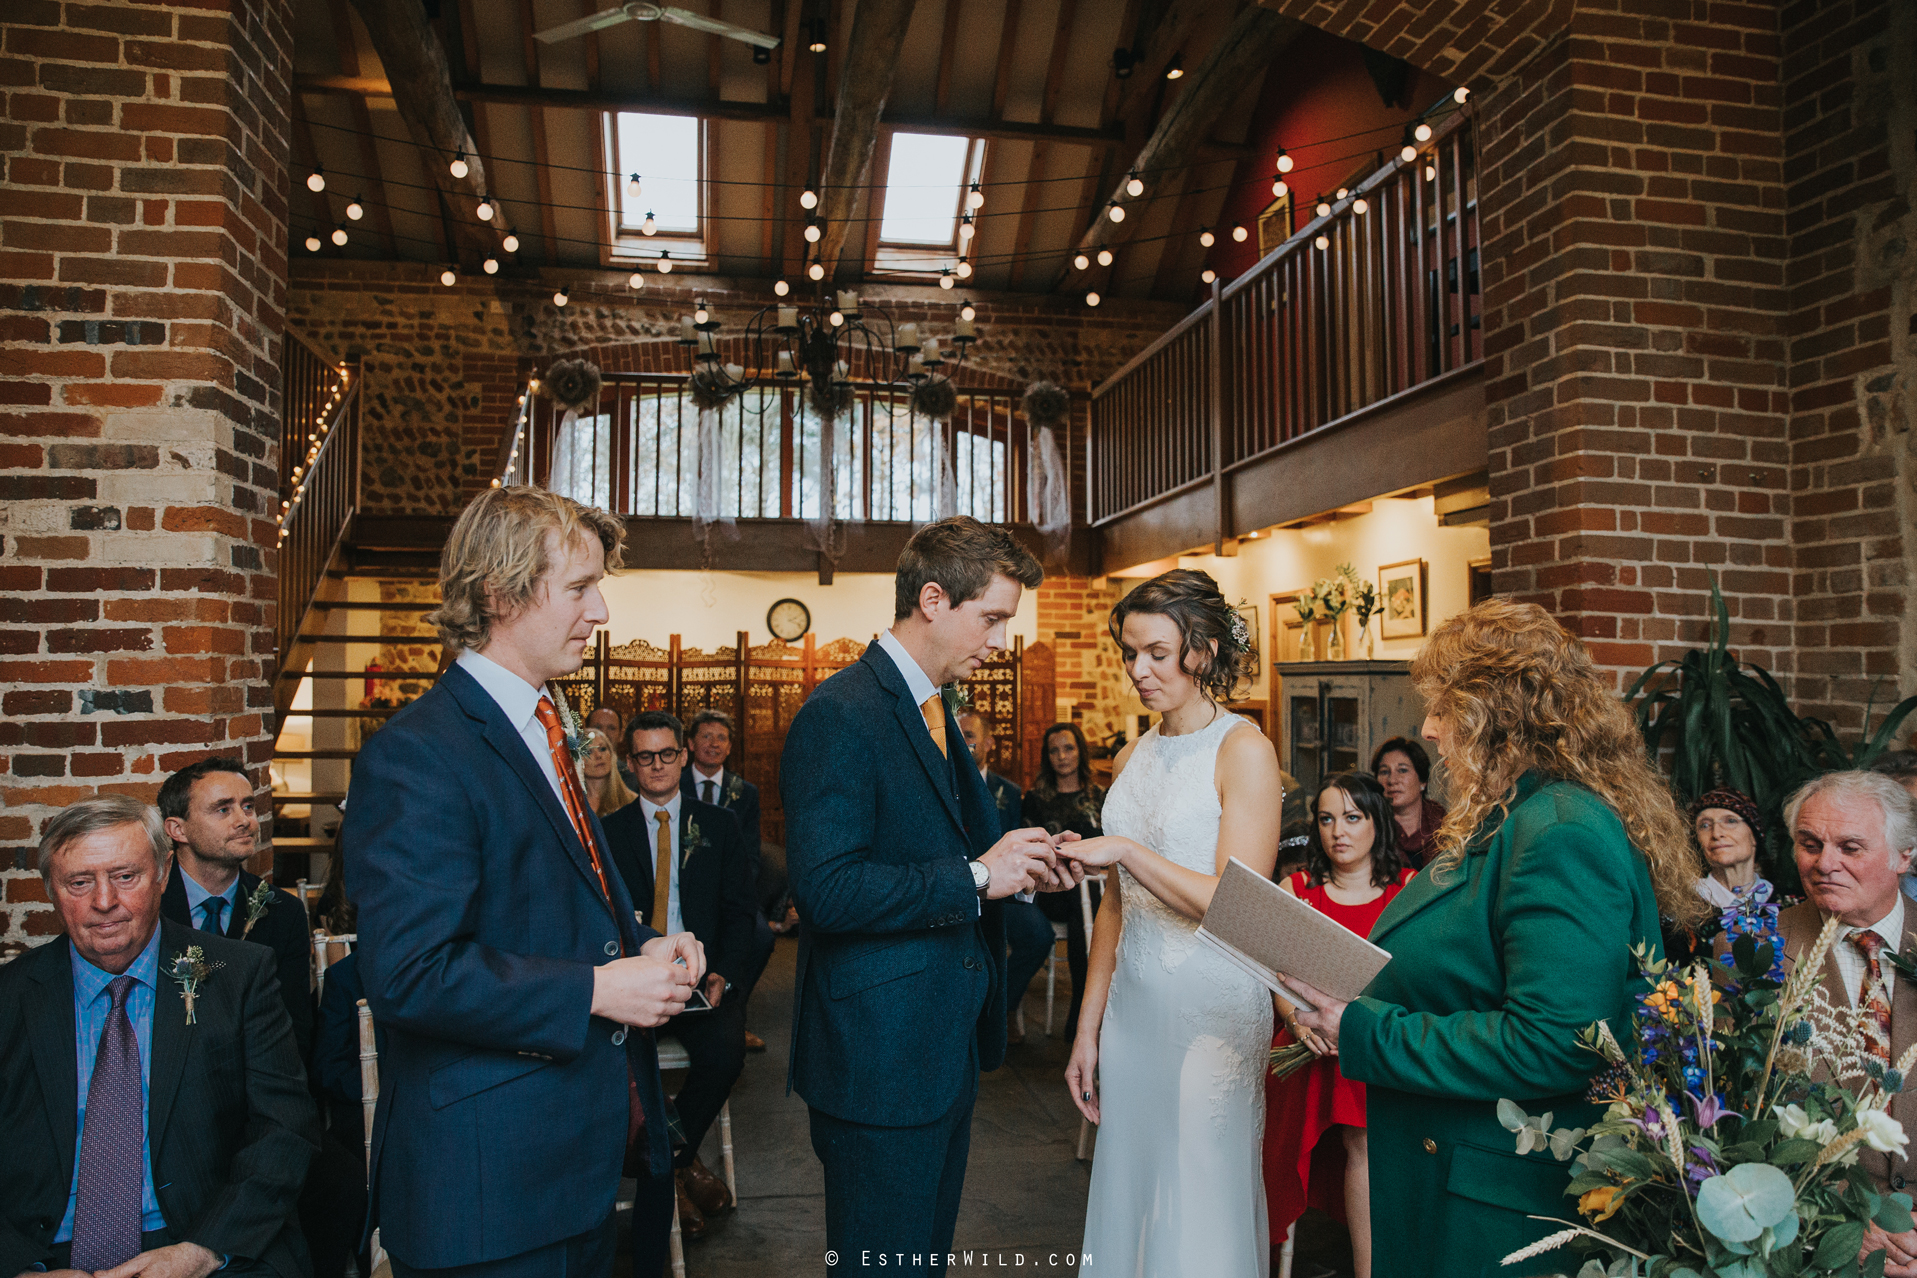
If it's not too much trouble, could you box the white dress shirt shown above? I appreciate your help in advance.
[690,764,727,806]
[877,627,940,711]
[637,791,685,937]
[458,648,568,809]
[1831,894,1906,1007]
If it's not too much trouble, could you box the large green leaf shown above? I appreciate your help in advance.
[1696,1163,1797,1242]
[1813,1219,1866,1270]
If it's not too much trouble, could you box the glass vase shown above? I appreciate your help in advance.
[1327,621,1346,662]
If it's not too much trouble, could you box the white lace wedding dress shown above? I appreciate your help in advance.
[1081,713,1272,1277]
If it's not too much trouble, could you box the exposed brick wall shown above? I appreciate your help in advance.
[1265,0,1576,90]
[1474,3,1795,685]
[287,262,1184,517]
[1780,0,1915,729]
[1035,574,1128,748]
[0,0,293,953]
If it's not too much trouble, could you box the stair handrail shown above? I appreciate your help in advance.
[491,376,537,488]
[276,335,361,726]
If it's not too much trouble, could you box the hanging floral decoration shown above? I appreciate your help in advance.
[911,375,958,422]
[543,358,601,415]
[1023,379,1073,559]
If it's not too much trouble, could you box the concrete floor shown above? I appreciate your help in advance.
[645,935,1357,1278]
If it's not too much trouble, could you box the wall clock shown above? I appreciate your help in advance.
[767,597,811,642]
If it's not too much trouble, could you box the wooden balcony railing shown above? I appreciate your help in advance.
[276,331,359,719]
[1091,104,1481,531]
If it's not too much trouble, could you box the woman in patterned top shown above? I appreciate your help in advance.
[1021,721,1106,1039]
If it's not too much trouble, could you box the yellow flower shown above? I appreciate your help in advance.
[1578,1185,1624,1223]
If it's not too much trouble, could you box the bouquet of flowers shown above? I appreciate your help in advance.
[1340,562,1379,637]
[1498,915,1915,1277]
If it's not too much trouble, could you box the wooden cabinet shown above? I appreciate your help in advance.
[1276,661,1431,800]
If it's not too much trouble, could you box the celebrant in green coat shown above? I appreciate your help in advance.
[1285,599,1705,1278]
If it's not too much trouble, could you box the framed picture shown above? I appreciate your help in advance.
[1378,559,1427,639]
[1270,591,1308,663]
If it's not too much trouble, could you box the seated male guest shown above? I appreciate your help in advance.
[607,712,758,1239]
[958,710,1051,1045]
[158,756,315,1062]
[1773,771,1917,1277]
[680,709,775,1051]
[0,795,318,1278]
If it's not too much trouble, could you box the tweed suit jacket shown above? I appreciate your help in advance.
[782,644,1007,1127]
[0,921,319,1278]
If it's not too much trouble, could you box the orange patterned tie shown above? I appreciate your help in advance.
[1851,930,1893,1063]
[533,695,619,933]
[921,694,948,758]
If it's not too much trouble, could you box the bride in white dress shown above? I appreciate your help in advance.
[1060,569,1283,1277]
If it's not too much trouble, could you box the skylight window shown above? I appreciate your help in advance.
[879,134,983,248]
[613,112,701,236]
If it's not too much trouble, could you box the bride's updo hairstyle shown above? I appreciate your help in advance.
[1108,568,1257,705]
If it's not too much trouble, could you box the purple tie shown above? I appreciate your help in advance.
[70,974,144,1272]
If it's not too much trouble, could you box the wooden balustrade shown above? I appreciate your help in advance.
[1090,106,1481,533]
[276,332,360,719]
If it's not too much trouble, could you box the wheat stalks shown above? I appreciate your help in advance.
[1691,962,1715,1098]
[1594,1018,1626,1064]
[1507,1217,1653,1264]
[1814,1125,1872,1171]
[1756,914,1843,1114]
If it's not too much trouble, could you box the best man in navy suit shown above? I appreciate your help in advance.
[782,516,1076,1273]
[343,487,706,1278]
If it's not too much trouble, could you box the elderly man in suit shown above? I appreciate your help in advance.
[0,794,318,1278]
[782,516,1076,1274]
[1776,770,1917,1278]
[156,756,315,1062]
[678,709,774,1052]
[605,711,759,1242]
[343,486,703,1278]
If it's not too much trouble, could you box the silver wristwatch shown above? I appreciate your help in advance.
[970,860,990,893]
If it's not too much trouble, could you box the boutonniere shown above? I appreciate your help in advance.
[683,816,710,866]
[550,685,589,765]
[166,946,225,1025]
[723,773,745,805]
[239,878,274,939]
[1883,939,1917,983]
[941,683,971,715]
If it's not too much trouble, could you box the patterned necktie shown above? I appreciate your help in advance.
[532,696,619,933]
[652,810,673,933]
[920,694,948,758]
[1852,930,1893,1063]
[200,896,227,935]
[701,778,716,805]
[70,974,143,1272]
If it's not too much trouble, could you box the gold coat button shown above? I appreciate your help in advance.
[1422,1138,1437,1154]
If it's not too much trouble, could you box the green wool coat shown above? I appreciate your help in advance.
[1338,771,1663,1278]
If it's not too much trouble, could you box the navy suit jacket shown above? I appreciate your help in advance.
[680,768,762,875]
[341,662,669,1270]
[782,645,1007,1127]
[984,771,1021,836]
[602,796,757,989]
[160,867,314,1064]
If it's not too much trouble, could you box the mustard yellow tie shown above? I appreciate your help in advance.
[921,694,947,758]
[652,809,673,932]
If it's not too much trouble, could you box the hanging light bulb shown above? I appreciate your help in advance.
[807,19,826,53]
[1316,197,1332,217]
[967,182,984,210]
[960,303,976,321]
[1073,252,1090,271]
[642,211,657,236]
[1425,164,1437,181]
[1401,144,1418,162]
[450,151,469,179]
[939,270,955,290]
[828,310,843,327]
[346,194,365,220]
[502,232,520,252]
[629,272,645,288]
[1096,248,1113,266]
[694,300,710,323]
[1414,121,1434,142]
[1314,233,1329,250]
[1164,55,1183,80]
[1107,202,1125,223]
[808,261,825,280]
[553,287,569,306]
[1085,291,1101,306]
[330,224,348,246]
[1125,170,1144,198]
[1201,268,1216,284]
[307,167,326,192]
[958,216,974,242]
[955,259,973,279]
[304,233,322,252]
[440,267,457,286]
[627,173,642,198]
[800,187,818,210]
[803,221,822,243]
[1271,177,1288,198]
[658,251,673,273]
[773,278,790,297]
[1353,197,1369,214]
[483,256,499,274]
[1276,148,1294,173]
[1454,86,1470,104]
[1231,224,1248,242]
[1336,186,1350,199]
[1199,227,1215,247]
[475,199,494,222]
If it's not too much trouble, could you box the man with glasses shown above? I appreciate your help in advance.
[603,712,757,1244]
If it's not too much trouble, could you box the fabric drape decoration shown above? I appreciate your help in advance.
[1027,423,1070,556]
[691,405,737,549]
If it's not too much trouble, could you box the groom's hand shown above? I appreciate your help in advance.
[978,827,1058,898]
[591,953,695,1028]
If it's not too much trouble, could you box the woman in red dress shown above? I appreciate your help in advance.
[1265,771,1414,1278]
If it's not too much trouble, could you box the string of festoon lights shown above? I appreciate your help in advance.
[276,367,352,542]
[490,377,540,487]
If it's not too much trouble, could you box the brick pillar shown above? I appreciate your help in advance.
[0,0,293,952]
[1479,3,1792,687]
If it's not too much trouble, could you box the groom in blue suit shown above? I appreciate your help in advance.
[784,516,1075,1271]
[344,487,704,1278]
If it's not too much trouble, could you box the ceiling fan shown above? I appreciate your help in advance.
[533,2,781,50]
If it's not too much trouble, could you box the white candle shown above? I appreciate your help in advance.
[838,290,859,312]
[680,316,696,341]
[921,337,939,361]
[697,330,716,354]
[908,355,925,375]
[833,360,850,382]
[723,362,744,382]
[778,305,799,329]
[777,350,795,374]
[898,322,919,348]
[954,316,976,338]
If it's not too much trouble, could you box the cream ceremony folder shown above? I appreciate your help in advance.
[1196,856,1392,1010]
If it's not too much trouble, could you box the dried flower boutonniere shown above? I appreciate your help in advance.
[239,877,274,939]
[940,683,972,716]
[682,816,710,867]
[166,946,225,1025]
[723,773,746,806]
[550,685,589,766]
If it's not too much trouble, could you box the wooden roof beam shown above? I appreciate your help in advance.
[814,0,920,280]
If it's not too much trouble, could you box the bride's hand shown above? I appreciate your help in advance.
[1065,1033,1100,1125]
[1058,835,1130,870]
[1278,975,1347,1056]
